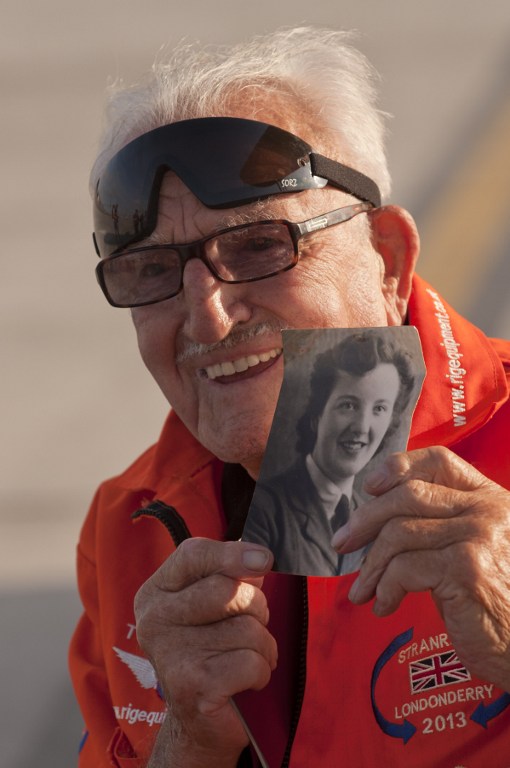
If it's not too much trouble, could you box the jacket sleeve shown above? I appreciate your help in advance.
[68,490,146,767]
[69,501,256,768]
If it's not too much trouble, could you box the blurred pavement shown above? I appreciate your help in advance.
[2,1,509,765]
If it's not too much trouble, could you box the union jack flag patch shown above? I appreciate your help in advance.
[409,650,471,694]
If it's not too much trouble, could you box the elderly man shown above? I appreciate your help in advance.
[69,27,510,768]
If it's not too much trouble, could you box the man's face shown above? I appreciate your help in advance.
[130,116,415,477]
[311,363,400,483]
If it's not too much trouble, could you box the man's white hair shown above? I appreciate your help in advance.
[91,26,391,200]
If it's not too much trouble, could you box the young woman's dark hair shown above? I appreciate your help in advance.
[296,332,416,455]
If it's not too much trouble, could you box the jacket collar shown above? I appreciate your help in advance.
[113,410,216,494]
[407,274,508,449]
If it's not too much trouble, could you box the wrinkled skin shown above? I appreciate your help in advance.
[332,447,510,691]
[131,179,412,479]
[135,540,276,766]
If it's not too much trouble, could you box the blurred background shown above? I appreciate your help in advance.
[2,0,509,764]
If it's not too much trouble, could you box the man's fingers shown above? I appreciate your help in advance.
[367,550,445,616]
[181,645,276,716]
[332,480,471,553]
[145,573,270,627]
[348,516,472,604]
[350,543,510,685]
[171,615,278,669]
[363,446,492,496]
[348,518,470,602]
[153,538,274,592]
[145,617,278,709]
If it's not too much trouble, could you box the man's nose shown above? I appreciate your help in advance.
[180,259,252,344]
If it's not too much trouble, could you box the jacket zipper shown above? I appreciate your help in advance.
[280,575,308,768]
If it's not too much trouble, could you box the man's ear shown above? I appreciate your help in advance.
[369,205,420,325]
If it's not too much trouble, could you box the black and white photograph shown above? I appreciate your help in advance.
[242,327,425,575]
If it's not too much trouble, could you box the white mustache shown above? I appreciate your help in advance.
[175,320,286,363]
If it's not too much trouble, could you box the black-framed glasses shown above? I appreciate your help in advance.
[96,202,373,308]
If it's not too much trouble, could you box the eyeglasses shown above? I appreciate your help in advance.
[92,117,381,260]
[96,202,372,307]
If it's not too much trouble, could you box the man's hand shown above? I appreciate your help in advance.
[332,447,510,691]
[134,538,276,768]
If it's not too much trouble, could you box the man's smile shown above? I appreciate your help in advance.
[202,347,282,381]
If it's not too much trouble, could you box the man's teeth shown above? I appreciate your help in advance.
[205,348,282,379]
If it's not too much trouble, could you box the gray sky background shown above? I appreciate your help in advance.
[1,1,509,764]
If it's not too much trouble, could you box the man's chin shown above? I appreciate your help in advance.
[201,428,269,479]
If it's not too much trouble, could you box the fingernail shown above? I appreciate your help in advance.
[364,465,389,491]
[348,577,360,602]
[331,522,350,551]
[242,548,270,571]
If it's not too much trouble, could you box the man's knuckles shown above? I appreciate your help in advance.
[367,446,491,494]
[158,640,277,708]
[156,538,240,590]
[137,612,276,671]
[163,575,267,626]
[135,572,269,641]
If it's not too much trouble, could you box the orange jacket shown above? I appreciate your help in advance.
[69,275,510,767]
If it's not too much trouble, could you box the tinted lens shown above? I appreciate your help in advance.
[210,222,295,281]
[93,118,320,259]
[98,248,182,307]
